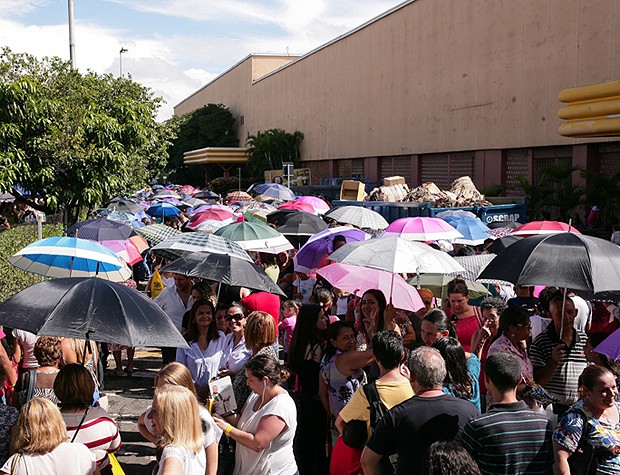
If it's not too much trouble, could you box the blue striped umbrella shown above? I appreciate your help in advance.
[442,216,491,246]
[253,183,297,201]
[146,202,181,217]
[8,236,132,281]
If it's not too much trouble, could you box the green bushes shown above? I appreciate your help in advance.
[0,223,63,302]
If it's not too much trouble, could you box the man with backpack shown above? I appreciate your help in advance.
[361,346,481,475]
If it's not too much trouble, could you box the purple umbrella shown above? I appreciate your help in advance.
[293,226,370,274]
[593,329,620,361]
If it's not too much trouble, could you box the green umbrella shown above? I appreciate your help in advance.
[214,221,294,254]
[408,274,496,301]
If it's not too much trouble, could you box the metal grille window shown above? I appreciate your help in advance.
[380,156,412,184]
[420,153,474,189]
[505,149,529,196]
[351,159,365,178]
[599,143,620,177]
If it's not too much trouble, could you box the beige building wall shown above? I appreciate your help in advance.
[174,0,620,164]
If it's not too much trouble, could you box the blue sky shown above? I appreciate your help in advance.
[0,0,402,120]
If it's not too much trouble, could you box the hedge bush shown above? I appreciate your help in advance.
[0,223,64,303]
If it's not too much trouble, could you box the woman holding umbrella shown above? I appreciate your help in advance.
[176,299,227,401]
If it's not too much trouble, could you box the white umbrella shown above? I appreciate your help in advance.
[325,206,389,230]
[328,236,465,274]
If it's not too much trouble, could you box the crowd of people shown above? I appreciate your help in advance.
[0,189,619,475]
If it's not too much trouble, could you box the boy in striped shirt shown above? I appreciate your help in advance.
[460,352,553,475]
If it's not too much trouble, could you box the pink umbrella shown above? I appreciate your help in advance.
[100,240,143,266]
[317,262,424,311]
[296,196,330,214]
[188,209,234,228]
[189,204,235,217]
[383,217,463,241]
[278,200,316,214]
[511,221,582,237]
[179,185,195,196]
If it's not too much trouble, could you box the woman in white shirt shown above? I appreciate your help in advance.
[1,398,96,475]
[218,303,252,378]
[150,384,206,475]
[214,354,298,475]
[176,299,227,400]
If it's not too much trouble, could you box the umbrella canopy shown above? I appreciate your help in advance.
[153,189,181,200]
[487,220,521,230]
[181,197,208,207]
[152,233,252,262]
[253,183,297,201]
[593,329,620,361]
[106,211,144,229]
[384,217,462,241]
[329,236,465,274]
[452,254,496,281]
[9,236,132,281]
[325,206,389,230]
[161,252,286,297]
[99,240,143,266]
[146,202,181,218]
[276,213,329,236]
[486,227,515,239]
[189,204,235,217]
[296,196,331,214]
[192,219,228,234]
[408,274,494,300]
[226,191,253,202]
[317,263,424,311]
[66,218,134,241]
[434,209,478,219]
[266,209,301,226]
[477,232,620,294]
[278,200,316,214]
[188,209,235,227]
[511,221,581,237]
[0,277,187,347]
[442,216,492,246]
[129,235,149,253]
[193,190,220,199]
[486,235,523,254]
[134,224,181,245]
[106,198,143,214]
[294,226,371,274]
[178,185,196,196]
[214,221,294,254]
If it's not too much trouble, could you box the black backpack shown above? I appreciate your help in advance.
[363,381,397,475]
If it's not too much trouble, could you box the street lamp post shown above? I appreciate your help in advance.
[119,47,128,77]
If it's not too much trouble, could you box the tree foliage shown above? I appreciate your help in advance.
[0,223,64,303]
[167,104,238,185]
[0,48,172,222]
[246,128,304,175]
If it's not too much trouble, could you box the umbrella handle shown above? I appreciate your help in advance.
[559,289,567,337]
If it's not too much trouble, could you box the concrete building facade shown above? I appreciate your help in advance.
[174,0,620,192]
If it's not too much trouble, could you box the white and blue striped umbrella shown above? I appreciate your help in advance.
[8,236,132,281]
[253,183,297,201]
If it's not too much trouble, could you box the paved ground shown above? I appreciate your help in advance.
[104,348,161,474]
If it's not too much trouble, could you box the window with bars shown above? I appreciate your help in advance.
[505,149,529,197]
[420,153,474,189]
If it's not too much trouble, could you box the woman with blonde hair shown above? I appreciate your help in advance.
[150,384,206,475]
[0,398,97,474]
[138,363,218,475]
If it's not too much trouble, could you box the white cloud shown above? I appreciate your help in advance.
[0,0,47,17]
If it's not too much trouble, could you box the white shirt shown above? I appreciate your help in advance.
[234,392,298,475]
[176,332,228,387]
[1,442,97,475]
[11,329,39,369]
[154,284,194,330]
[156,445,206,475]
[570,295,591,333]
[220,333,252,374]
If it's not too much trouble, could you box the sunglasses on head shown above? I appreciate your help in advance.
[226,313,244,321]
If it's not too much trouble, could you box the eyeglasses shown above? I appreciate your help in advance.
[226,313,244,321]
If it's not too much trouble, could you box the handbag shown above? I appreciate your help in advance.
[567,410,596,475]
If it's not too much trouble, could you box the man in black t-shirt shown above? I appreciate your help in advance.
[361,347,481,475]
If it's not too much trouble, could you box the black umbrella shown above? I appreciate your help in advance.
[266,209,301,226]
[477,232,620,294]
[66,218,134,241]
[193,190,220,200]
[276,212,328,248]
[486,235,523,254]
[486,220,521,230]
[106,198,143,214]
[161,252,286,297]
[0,278,188,348]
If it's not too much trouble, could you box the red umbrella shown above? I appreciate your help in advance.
[278,200,315,214]
[511,221,581,237]
[188,209,234,228]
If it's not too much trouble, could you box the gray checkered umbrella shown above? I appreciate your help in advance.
[134,224,181,245]
[152,232,252,261]
[325,206,389,230]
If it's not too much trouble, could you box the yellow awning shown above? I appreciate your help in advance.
[183,147,250,165]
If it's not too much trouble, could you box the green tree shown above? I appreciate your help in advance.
[0,48,171,223]
[246,128,304,175]
[581,168,620,228]
[167,104,238,185]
